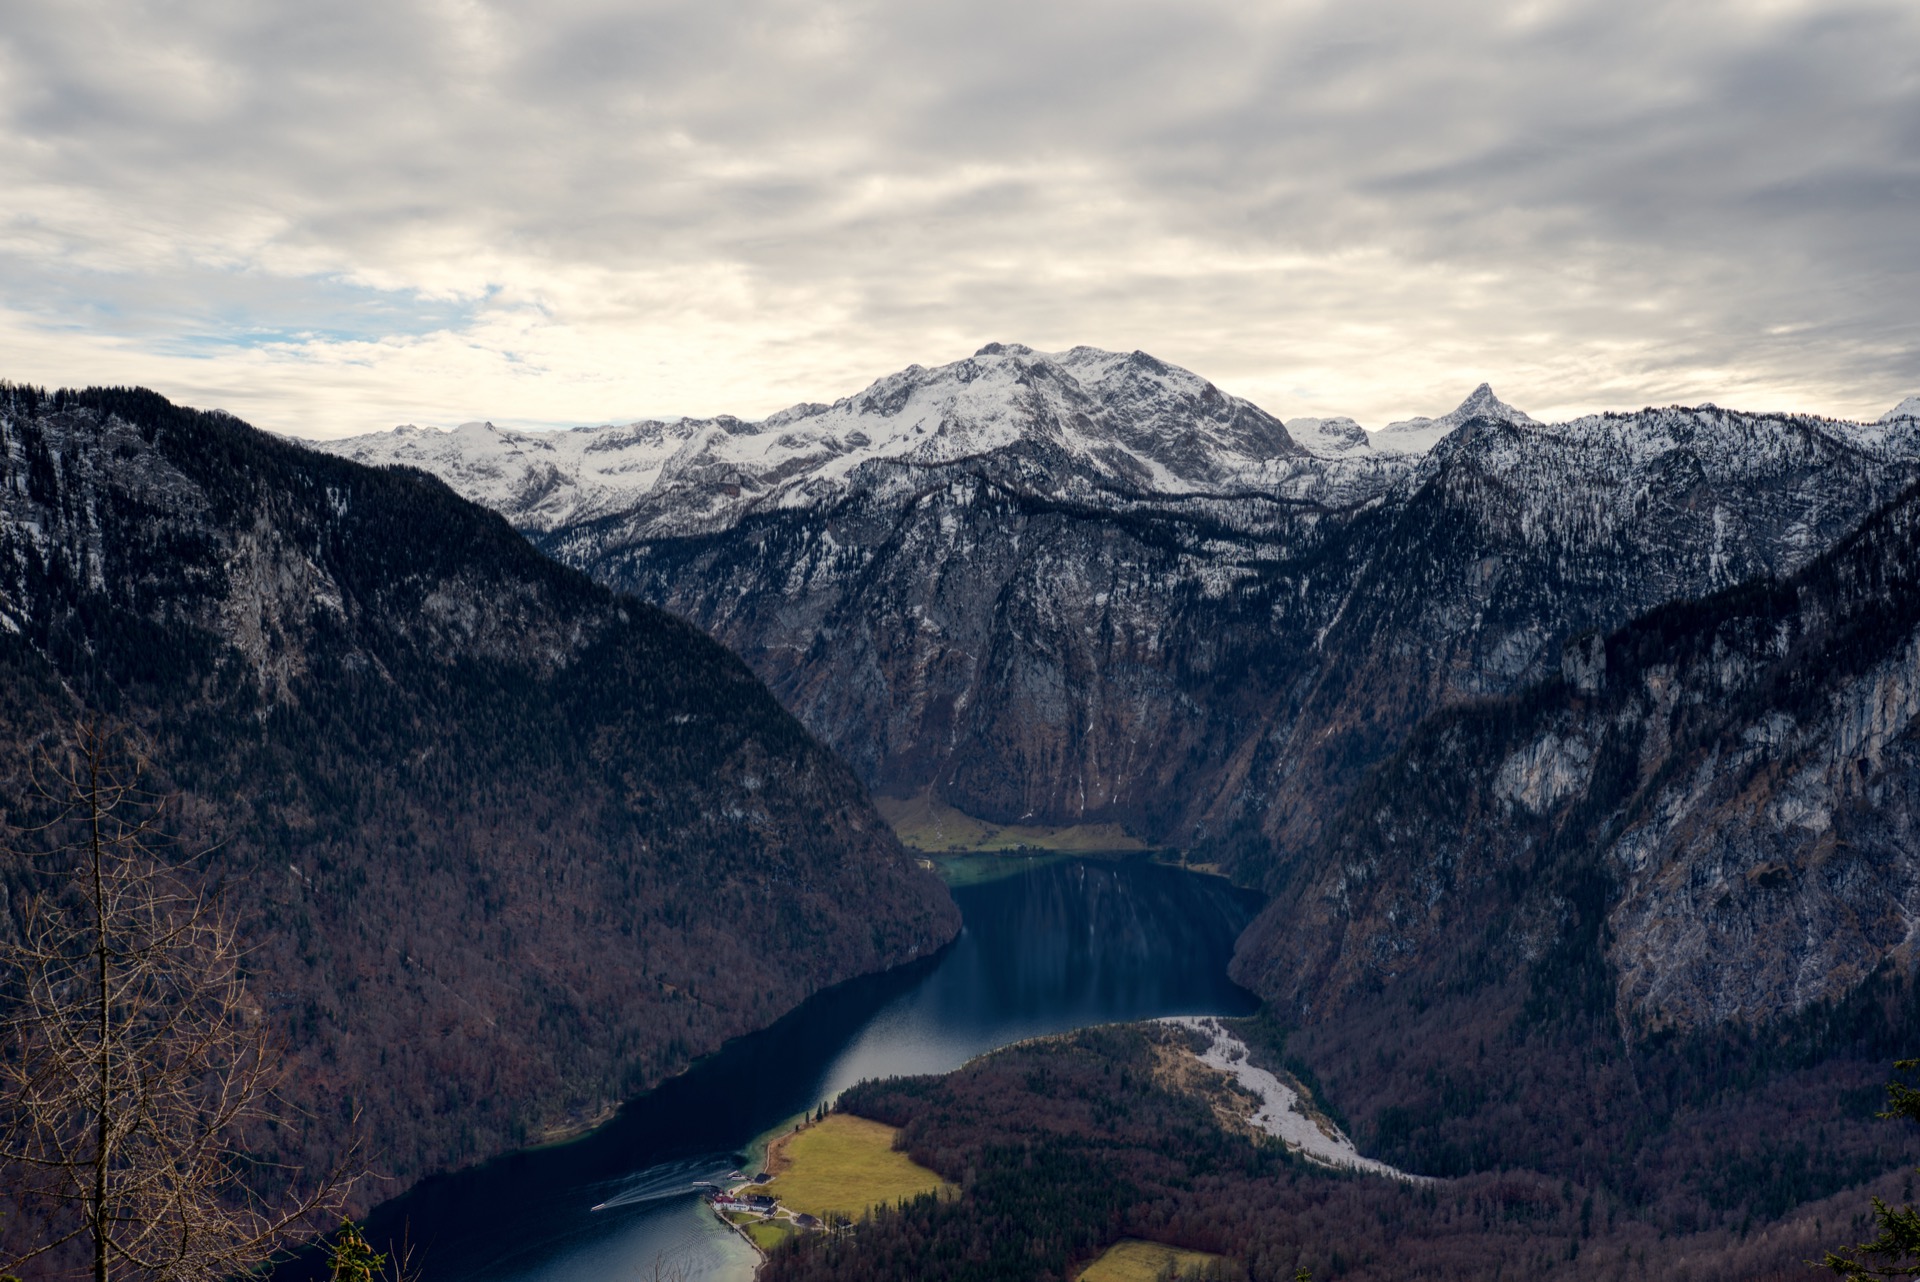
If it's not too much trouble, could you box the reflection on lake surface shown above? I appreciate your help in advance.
[362,857,1262,1282]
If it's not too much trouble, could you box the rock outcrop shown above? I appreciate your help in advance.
[1234,474,1920,1035]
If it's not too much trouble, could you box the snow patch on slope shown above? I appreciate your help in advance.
[1287,416,1373,458]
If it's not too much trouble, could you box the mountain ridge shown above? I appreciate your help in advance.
[1233,469,1920,1034]
[321,344,1363,542]
[321,344,1919,528]
[312,350,1920,890]
[0,382,958,1205]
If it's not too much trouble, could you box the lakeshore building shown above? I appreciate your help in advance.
[709,1194,775,1214]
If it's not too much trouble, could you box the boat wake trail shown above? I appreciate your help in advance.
[588,1156,741,1213]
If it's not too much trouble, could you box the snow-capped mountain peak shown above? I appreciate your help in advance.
[1451,382,1538,426]
[314,345,1314,536]
[1370,383,1537,454]
[1881,395,1920,424]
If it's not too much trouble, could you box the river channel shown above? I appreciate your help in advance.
[360,856,1263,1282]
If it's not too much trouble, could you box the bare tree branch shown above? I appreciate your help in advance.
[1,718,356,1282]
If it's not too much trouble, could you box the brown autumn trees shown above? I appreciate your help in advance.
[0,720,348,1282]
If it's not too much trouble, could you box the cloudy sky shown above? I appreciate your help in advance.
[3,0,1916,437]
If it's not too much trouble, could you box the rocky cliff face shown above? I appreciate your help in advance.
[1234,473,1920,1035]
[0,385,957,1197]
[1223,403,1920,874]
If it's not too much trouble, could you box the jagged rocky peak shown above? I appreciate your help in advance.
[1882,394,1920,424]
[1370,382,1538,453]
[1453,381,1537,424]
[314,344,1305,536]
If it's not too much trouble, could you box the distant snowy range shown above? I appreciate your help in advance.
[310,340,1920,892]
[313,343,1920,543]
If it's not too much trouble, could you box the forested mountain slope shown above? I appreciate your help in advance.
[0,384,957,1198]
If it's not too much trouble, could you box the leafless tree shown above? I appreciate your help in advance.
[0,719,352,1282]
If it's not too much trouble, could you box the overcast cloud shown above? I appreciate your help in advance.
[2,0,1916,436]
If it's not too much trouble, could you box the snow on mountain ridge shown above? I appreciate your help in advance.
[1286,416,1372,458]
[312,354,1920,545]
[318,344,1310,534]
[1370,383,1538,454]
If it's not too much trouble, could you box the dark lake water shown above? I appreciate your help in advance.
[359,856,1262,1282]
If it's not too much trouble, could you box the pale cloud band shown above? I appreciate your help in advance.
[2,0,1915,437]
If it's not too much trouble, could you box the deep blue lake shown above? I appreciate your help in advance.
[359,856,1263,1282]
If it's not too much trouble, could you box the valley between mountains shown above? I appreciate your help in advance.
[7,349,1920,1281]
[324,342,1920,1039]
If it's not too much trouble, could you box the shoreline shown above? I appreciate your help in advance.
[705,1201,769,1267]
[343,857,1259,1279]
[522,1102,623,1151]
[1157,1015,1429,1182]
[345,938,959,1246]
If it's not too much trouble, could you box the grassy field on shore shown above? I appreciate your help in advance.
[743,1220,792,1252]
[745,1113,952,1220]
[1076,1239,1226,1281]
[870,789,1256,890]
[874,789,1148,855]
[926,850,1072,887]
